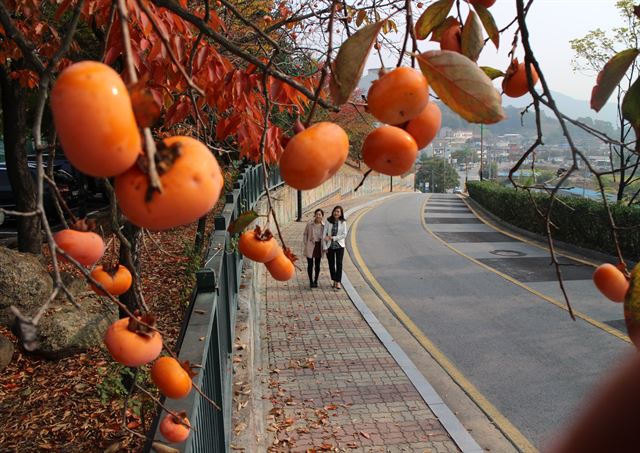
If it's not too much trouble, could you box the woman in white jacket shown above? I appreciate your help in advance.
[323,205,347,289]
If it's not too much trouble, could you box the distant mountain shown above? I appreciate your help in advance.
[503,90,619,126]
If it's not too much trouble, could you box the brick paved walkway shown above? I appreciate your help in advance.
[260,197,461,453]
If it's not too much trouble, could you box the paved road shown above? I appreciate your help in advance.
[349,192,632,450]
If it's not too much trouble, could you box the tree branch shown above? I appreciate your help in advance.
[151,0,338,111]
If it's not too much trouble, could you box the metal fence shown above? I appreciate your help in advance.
[145,164,282,452]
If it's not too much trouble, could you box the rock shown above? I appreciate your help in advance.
[35,293,117,359]
[0,247,117,359]
[0,246,53,327]
[0,335,14,370]
[58,271,89,297]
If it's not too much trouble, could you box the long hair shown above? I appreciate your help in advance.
[328,205,346,223]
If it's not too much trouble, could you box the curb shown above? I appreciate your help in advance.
[341,197,484,453]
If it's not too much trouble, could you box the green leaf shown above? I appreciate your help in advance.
[414,0,454,40]
[416,50,505,124]
[591,48,639,112]
[227,210,259,234]
[480,66,505,80]
[330,21,384,105]
[473,3,499,49]
[622,76,640,130]
[461,10,484,62]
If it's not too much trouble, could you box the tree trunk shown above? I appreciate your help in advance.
[0,67,42,254]
[118,221,142,318]
[194,215,207,254]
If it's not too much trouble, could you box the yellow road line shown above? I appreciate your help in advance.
[458,195,598,268]
[349,205,538,453]
[422,197,630,344]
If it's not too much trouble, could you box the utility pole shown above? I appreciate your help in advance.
[479,124,484,181]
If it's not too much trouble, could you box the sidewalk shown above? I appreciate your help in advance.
[259,194,463,452]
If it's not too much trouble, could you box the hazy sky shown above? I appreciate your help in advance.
[366,1,624,101]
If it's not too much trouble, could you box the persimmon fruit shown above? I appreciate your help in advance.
[151,357,193,399]
[593,263,629,303]
[279,122,349,190]
[367,67,430,125]
[440,23,462,53]
[115,136,224,231]
[502,60,539,98]
[467,0,496,8]
[50,61,141,177]
[362,125,418,176]
[54,228,105,267]
[91,265,132,296]
[103,316,163,367]
[404,102,442,149]
[265,252,295,281]
[238,226,280,263]
[159,413,191,443]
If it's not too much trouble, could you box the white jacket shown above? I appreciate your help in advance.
[322,220,347,250]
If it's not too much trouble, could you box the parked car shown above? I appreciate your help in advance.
[453,186,462,194]
[0,142,87,227]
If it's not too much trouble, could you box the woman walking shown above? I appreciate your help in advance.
[323,206,347,290]
[303,209,325,288]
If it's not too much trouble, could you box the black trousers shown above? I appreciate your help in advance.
[307,257,320,283]
[327,247,344,283]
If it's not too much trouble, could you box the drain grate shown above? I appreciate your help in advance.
[490,249,527,257]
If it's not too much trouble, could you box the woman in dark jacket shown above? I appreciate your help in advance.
[322,206,347,290]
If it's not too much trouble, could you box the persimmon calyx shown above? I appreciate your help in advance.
[181,360,199,378]
[293,118,306,134]
[136,140,183,176]
[283,247,298,264]
[126,313,157,338]
[172,410,190,426]
[70,218,96,232]
[253,225,274,241]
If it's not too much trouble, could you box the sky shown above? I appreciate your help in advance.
[365,1,624,101]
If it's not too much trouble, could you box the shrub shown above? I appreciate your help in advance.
[467,181,640,261]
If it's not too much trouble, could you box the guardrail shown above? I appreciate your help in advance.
[145,164,282,452]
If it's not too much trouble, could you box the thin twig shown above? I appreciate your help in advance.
[304,2,336,126]
[354,169,373,192]
[259,54,287,249]
[116,0,163,195]
[134,383,194,429]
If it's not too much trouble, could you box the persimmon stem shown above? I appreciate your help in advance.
[116,0,163,196]
[134,383,194,430]
[259,54,287,250]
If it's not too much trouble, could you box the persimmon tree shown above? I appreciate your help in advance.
[2,0,640,449]
[570,0,640,203]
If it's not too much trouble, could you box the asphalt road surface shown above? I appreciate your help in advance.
[349,192,632,451]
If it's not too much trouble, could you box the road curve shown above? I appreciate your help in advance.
[349,192,632,450]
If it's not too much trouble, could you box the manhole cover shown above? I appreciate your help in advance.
[490,249,526,257]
